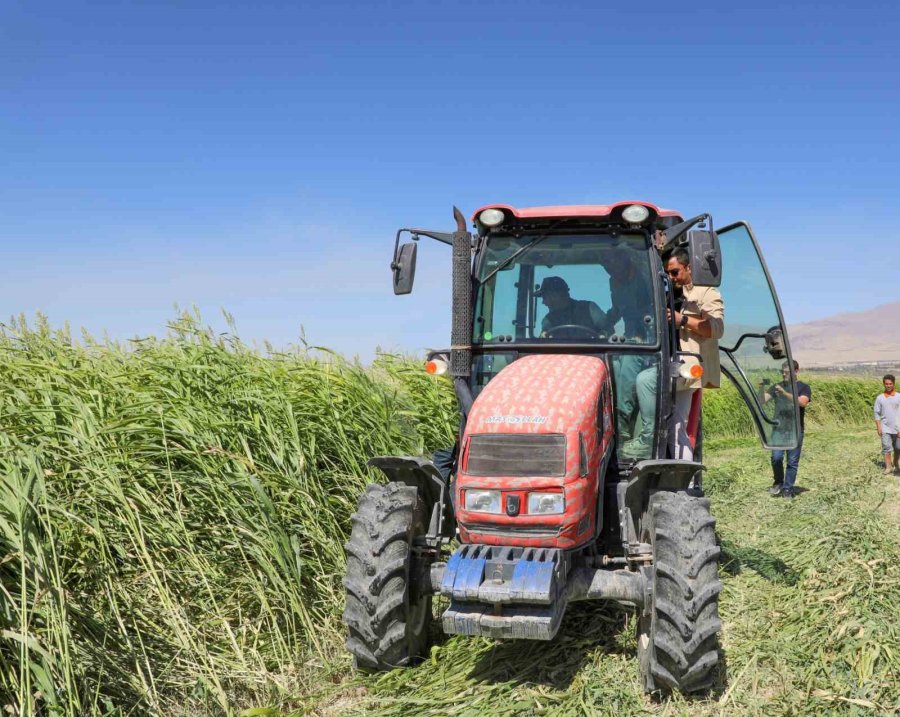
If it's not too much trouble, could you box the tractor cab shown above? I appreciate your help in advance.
[391,201,801,458]
[344,200,801,695]
[466,204,672,463]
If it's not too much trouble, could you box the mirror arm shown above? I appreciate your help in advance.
[391,229,403,271]
[721,332,767,354]
[411,229,455,245]
[660,213,713,252]
[391,227,455,271]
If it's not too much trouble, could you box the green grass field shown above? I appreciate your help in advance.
[0,317,896,716]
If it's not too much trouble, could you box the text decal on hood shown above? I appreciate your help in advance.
[485,415,548,425]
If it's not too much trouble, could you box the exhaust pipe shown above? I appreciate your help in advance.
[449,206,474,415]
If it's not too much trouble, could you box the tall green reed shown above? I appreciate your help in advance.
[0,315,452,714]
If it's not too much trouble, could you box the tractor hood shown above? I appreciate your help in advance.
[457,354,614,549]
[465,354,608,438]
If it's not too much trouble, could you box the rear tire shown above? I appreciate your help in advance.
[637,491,722,695]
[343,483,432,671]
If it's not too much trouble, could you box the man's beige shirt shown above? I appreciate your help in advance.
[678,283,724,390]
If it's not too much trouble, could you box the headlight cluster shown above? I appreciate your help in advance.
[464,490,564,515]
[527,492,564,515]
[465,490,502,514]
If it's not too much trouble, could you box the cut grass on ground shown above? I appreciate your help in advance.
[312,429,900,717]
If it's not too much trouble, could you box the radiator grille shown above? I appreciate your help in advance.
[466,434,566,477]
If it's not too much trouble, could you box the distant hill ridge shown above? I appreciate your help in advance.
[788,301,900,367]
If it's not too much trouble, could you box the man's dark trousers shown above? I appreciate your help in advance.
[771,432,803,494]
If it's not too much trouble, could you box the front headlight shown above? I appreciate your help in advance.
[465,489,502,514]
[527,492,565,515]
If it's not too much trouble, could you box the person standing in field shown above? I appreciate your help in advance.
[874,374,900,475]
[762,360,811,499]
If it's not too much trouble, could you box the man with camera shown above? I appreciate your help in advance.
[761,360,812,498]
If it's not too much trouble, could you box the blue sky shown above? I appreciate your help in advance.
[2,1,898,359]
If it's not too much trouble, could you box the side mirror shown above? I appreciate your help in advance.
[687,229,722,287]
[763,325,787,360]
[392,242,417,295]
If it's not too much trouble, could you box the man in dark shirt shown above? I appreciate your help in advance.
[761,360,812,498]
[537,276,611,338]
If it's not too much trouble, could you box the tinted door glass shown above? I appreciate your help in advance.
[716,222,800,449]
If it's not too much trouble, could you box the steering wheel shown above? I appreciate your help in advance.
[543,324,601,339]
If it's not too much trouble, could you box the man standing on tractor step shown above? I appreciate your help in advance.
[762,360,812,498]
[874,374,900,475]
[665,248,724,461]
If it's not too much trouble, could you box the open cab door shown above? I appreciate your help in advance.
[713,222,800,450]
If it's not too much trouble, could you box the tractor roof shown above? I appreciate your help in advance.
[471,200,682,223]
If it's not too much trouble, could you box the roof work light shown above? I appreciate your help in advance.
[479,209,505,227]
[621,204,651,224]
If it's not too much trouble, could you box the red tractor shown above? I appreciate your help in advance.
[343,202,800,694]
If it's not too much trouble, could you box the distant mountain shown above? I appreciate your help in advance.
[788,302,900,368]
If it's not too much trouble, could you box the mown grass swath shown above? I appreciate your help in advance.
[0,313,894,715]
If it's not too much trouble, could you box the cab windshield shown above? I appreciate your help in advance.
[473,233,657,346]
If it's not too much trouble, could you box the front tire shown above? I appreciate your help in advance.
[343,483,432,671]
[637,492,722,694]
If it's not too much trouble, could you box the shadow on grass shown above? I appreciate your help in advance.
[710,646,729,701]
[719,538,800,585]
[466,602,632,690]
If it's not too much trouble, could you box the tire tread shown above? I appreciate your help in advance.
[342,483,431,672]
[639,491,722,695]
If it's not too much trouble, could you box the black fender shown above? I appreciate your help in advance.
[617,460,705,553]
[367,456,454,545]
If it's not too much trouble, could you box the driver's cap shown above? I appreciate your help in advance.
[535,276,569,296]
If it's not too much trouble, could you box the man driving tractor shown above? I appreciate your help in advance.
[537,275,611,338]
